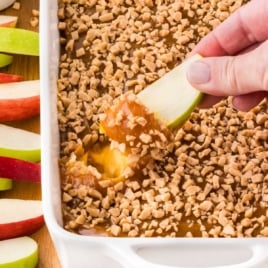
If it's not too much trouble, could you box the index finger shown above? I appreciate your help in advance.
[192,0,268,56]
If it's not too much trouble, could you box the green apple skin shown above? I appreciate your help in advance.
[0,178,12,191]
[0,237,38,268]
[0,54,12,68]
[0,251,38,268]
[137,54,203,129]
[167,93,203,129]
[0,28,39,56]
[0,148,40,163]
[0,124,40,162]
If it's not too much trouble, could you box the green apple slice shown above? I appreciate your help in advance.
[0,28,39,56]
[0,178,12,191]
[0,124,40,162]
[0,236,38,268]
[137,54,203,128]
[0,54,12,68]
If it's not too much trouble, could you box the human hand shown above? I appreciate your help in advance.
[187,0,268,111]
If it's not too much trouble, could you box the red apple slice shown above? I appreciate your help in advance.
[0,80,40,122]
[0,199,44,240]
[0,72,23,83]
[0,15,17,27]
[0,156,40,183]
[0,236,38,268]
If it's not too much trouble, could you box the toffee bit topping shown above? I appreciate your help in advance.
[57,0,268,238]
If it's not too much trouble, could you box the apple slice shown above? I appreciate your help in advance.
[0,156,40,183]
[0,27,39,56]
[0,178,12,191]
[0,53,12,68]
[0,124,40,162]
[0,73,23,83]
[0,15,17,27]
[0,80,40,122]
[137,54,203,128]
[0,0,16,11]
[0,199,44,240]
[0,236,38,268]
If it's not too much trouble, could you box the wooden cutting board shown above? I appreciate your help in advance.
[0,1,61,267]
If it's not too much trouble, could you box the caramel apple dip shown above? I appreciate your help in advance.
[57,0,268,238]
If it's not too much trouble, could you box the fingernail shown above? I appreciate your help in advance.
[187,61,211,84]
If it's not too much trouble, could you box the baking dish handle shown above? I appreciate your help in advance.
[106,240,268,268]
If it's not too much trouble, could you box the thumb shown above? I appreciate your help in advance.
[187,41,268,97]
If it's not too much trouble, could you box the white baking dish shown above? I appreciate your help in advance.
[39,1,268,267]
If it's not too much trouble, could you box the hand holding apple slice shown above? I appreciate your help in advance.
[0,80,40,122]
[137,54,203,128]
[0,199,44,240]
[100,54,203,142]
[0,124,40,162]
[0,236,38,268]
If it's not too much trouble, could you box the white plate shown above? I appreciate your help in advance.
[39,1,268,267]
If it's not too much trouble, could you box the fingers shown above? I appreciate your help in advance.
[187,40,268,98]
[192,0,268,56]
[232,91,268,111]
[198,95,224,109]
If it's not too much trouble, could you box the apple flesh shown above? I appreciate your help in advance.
[0,156,40,183]
[0,28,39,56]
[0,236,38,268]
[0,73,23,83]
[0,16,17,68]
[0,80,40,122]
[0,0,16,11]
[137,54,203,128]
[0,15,17,27]
[0,199,44,240]
[0,124,40,162]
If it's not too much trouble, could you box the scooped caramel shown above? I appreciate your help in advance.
[100,92,170,146]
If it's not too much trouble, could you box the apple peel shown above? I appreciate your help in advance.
[0,199,44,240]
[0,80,40,122]
[0,73,23,83]
[0,156,40,183]
[0,53,12,68]
[137,54,203,128]
[0,236,38,268]
[0,178,12,191]
[0,124,40,162]
[0,27,39,56]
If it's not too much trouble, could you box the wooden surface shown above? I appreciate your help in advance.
[0,1,61,267]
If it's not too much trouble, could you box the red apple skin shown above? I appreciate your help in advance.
[0,95,40,122]
[0,215,44,240]
[0,156,40,182]
[0,73,23,83]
